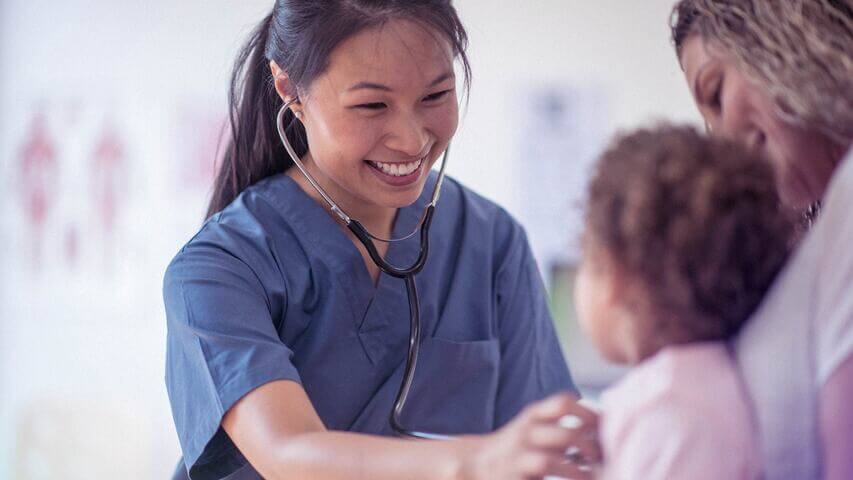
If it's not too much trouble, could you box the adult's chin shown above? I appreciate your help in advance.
[372,186,427,210]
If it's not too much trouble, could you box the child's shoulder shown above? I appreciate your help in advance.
[603,342,739,413]
[599,342,762,478]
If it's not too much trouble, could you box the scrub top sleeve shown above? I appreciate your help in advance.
[164,242,300,480]
[492,221,577,428]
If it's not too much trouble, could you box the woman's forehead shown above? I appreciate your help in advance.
[680,36,714,81]
[320,19,455,92]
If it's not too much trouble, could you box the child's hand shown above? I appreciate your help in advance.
[461,392,601,480]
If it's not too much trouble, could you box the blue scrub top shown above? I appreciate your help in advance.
[164,171,576,479]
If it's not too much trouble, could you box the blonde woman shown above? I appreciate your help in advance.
[671,1,852,479]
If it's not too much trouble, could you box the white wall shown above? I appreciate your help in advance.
[453,0,699,207]
[0,1,700,477]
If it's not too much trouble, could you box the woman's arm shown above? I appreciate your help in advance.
[222,380,597,480]
[222,380,461,480]
[491,219,579,426]
[820,354,853,480]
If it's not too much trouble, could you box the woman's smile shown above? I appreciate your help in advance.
[365,157,427,186]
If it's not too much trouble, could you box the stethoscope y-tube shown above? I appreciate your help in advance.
[275,102,451,440]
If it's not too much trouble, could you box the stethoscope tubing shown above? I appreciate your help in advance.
[274,102,452,440]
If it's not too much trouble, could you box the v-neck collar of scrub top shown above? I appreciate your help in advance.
[263,172,436,366]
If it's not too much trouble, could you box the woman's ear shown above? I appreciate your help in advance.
[269,60,302,118]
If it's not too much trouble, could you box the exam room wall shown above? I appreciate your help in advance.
[0,1,697,477]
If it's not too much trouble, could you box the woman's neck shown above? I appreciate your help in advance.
[286,153,396,246]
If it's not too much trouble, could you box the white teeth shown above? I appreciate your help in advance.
[371,158,423,177]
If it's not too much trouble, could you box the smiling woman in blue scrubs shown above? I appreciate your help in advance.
[164,2,597,479]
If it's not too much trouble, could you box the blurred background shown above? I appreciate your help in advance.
[0,1,700,478]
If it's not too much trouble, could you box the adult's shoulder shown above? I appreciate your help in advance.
[811,147,853,384]
[202,174,293,240]
[821,147,853,221]
[437,175,526,251]
[729,149,853,479]
[165,174,296,293]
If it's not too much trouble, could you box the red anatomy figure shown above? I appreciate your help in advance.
[18,113,58,269]
[90,124,126,269]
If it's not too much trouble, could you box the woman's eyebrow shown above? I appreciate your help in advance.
[346,71,455,92]
[427,71,454,87]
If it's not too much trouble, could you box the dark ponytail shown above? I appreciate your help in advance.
[206,1,471,219]
[206,12,302,218]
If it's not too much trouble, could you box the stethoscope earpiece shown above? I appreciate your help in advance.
[286,97,302,119]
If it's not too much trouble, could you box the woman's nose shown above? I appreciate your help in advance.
[716,113,767,154]
[385,113,430,158]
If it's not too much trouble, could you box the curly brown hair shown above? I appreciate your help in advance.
[670,0,853,146]
[585,125,796,342]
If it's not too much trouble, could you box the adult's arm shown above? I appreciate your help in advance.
[223,380,597,480]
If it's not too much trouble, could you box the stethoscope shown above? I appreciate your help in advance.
[276,101,452,440]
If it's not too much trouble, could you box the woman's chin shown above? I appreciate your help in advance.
[374,179,430,209]
[377,191,425,210]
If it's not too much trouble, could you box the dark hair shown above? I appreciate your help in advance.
[206,0,472,218]
[585,124,796,342]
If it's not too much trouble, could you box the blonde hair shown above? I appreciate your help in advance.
[671,0,853,145]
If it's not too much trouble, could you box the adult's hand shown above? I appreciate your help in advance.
[460,392,601,480]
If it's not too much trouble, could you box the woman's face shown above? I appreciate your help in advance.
[279,19,459,213]
[680,35,841,210]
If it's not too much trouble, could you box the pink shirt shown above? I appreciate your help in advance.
[600,343,762,479]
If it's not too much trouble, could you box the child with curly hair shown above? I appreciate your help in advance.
[575,125,796,479]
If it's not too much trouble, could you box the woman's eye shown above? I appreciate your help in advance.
[355,102,387,111]
[423,89,452,102]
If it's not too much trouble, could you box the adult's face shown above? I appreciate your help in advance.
[680,35,843,210]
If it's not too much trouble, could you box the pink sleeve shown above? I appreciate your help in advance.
[602,401,757,480]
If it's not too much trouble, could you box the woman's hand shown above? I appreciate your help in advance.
[223,381,598,480]
[459,392,601,480]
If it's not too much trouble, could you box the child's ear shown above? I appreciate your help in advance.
[605,273,625,306]
[596,251,628,306]
[612,271,647,315]
[609,271,651,364]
